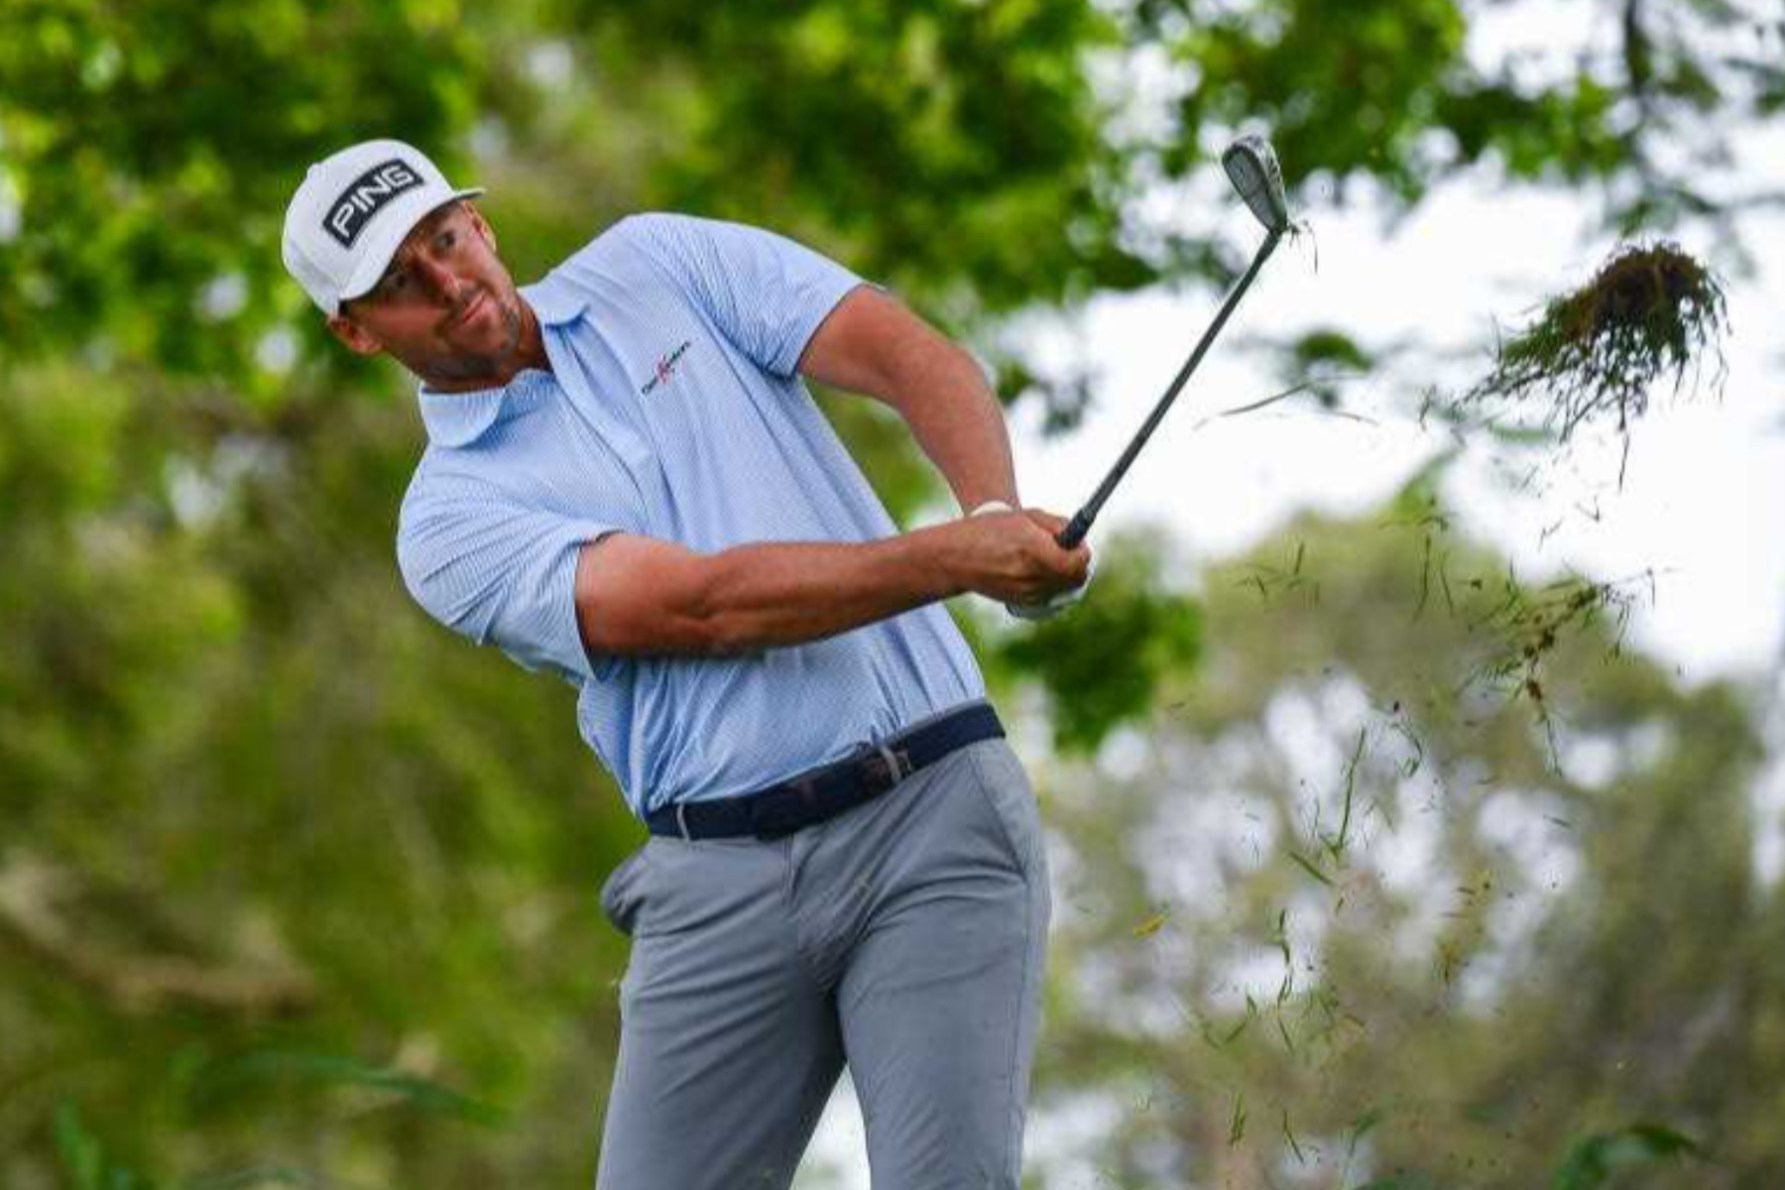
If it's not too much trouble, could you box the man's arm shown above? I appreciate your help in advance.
[568,271,1091,662]
[796,286,1018,516]
[574,512,1088,659]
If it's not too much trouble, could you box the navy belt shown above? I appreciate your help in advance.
[645,703,1005,840]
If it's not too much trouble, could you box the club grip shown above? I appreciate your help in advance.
[1055,510,1092,550]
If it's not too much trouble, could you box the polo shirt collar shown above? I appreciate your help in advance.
[525,271,591,328]
[415,278,588,448]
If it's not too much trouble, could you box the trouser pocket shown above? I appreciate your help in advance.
[599,845,652,937]
[967,740,1048,882]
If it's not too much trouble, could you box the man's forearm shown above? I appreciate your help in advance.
[892,344,1020,514]
[700,526,966,654]
[797,288,1020,513]
[574,484,1078,661]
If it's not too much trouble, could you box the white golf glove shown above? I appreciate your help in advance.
[968,500,1095,621]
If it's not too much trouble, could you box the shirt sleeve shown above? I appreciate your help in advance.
[624,213,864,377]
[397,485,622,685]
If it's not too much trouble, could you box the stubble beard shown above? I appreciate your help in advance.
[422,286,526,389]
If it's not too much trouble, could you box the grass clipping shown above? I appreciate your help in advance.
[1468,242,1728,440]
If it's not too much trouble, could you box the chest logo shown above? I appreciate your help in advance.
[640,340,694,396]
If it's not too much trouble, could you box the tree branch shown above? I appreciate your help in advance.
[0,854,318,1018]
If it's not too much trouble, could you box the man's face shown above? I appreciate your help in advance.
[327,201,535,391]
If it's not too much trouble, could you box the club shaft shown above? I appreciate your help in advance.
[1056,229,1283,549]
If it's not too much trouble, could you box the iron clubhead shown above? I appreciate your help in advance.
[1221,135,1290,234]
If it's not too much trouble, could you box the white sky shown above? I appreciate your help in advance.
[1006,168,1784,687]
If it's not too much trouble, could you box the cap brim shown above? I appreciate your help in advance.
[336,185,486,310]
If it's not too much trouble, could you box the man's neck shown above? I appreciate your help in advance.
[511,296,550,376]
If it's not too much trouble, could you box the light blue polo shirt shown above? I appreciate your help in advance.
[396,213,986,817]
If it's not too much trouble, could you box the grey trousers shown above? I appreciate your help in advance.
[595,732,1051,1190]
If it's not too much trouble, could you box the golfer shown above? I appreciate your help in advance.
[282,138,1092,1189]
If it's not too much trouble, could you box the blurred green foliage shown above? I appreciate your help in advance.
[996,526,1203,755]
[0,1,1777,1187]
[1034,496,1783,1187]
[1554,1124,1704,1190]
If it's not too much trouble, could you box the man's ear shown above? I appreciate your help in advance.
[327,311,383,356]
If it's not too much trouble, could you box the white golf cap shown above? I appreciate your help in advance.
[281,138,484,315]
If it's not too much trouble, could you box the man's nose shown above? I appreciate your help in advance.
[413,255,464,303]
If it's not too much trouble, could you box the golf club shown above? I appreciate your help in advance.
[1055,134,1292,549]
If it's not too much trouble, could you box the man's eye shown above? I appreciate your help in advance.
[436,230,457,252]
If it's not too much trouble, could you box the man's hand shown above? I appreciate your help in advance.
[960,500,1094,620]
